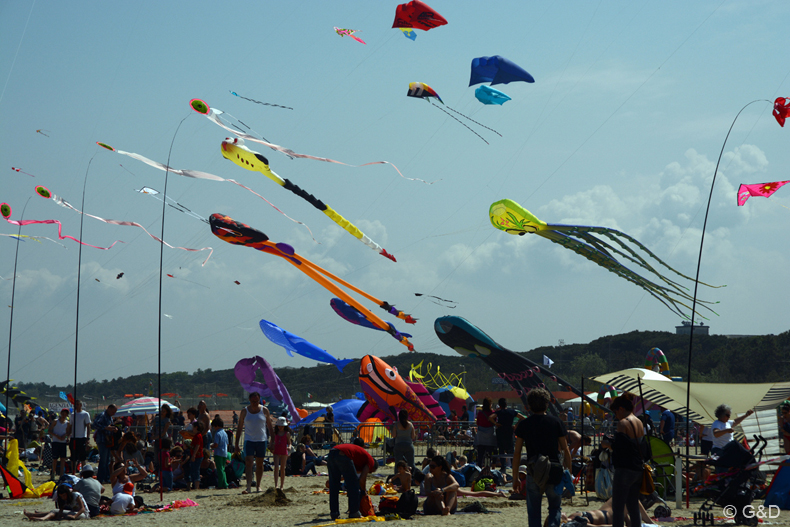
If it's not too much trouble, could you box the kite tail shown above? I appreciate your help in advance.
[429,101,489,145]
[227,179,318,243]
[206,106,433,183]
[380,302,417,324]
[50,195,213,265]
[321,205,395,262]
[442,104,503,137]
[335,358,355,373]
[230,91,294,110]
[3,218,123,250]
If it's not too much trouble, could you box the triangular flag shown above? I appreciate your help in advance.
[0,463,27,498]
[543,355,554,368]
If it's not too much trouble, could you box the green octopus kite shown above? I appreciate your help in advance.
[489,199,722,318]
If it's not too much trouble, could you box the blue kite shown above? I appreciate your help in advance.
[475,85,511,105]
[329,298,414,350]
[259,319,354,372]
[469,55,534,86]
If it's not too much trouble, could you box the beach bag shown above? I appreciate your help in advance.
[473,477,496,492]
[360,495,375,517]
[396,489,418,519]
[640,463,655,495]
[527,454,563,491]
[595,468,613,500]
[378,496,399,515]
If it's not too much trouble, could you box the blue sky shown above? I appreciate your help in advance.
[1,1,788,388]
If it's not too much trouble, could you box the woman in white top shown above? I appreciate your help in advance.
[234,391,273,494]
[711,404,754,455]
[50,409,72,480]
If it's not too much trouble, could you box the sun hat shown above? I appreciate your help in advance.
[80,464,95,476]
[123,482,135,495]
[518,465,528,475]
[275,417,289,427]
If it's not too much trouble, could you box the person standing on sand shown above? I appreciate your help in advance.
[234,391,273,494]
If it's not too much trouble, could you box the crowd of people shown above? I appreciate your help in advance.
[4,389,770,524]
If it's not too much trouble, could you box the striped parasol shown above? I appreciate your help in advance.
[114,396,178,417]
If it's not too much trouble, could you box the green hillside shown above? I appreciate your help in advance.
[13,329,789,411]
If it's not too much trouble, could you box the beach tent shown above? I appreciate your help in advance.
[114,396,179,417]
[592,368,790,425]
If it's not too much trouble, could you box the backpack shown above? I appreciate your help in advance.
[396,489,418,519]
[378,496,399,515]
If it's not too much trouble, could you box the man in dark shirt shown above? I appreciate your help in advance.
[492,398,524,472]
[514,388,571,527]
[659,409,675,445]
[327,438,376,520]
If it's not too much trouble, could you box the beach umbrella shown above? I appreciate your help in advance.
[114,396,178,417]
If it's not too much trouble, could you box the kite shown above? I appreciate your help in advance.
[597,385,618,406]
[11,167,35,177]
[259,318,355,372]
[234,280,241,285]
[36,185,214,265]
[414,293,456,307]
[392,1,447,31]
[434,316,605,416]
[221,137,395,261]
[645,347,670,377]
[357,355,437,424]
[1,202,122,251]
[408,359,465,391]
[334,27,366,44]
[431,386,474,418]
[404,380,445,420]
[229,91,293,110]
[407,82,502,145]
[737,181,789,206]
[0,445,27,498]
[209,213,416,351]
[36,129,50,137]
[234,355,300,424]
[97,141,312,235]
[166,273,209,289]
[329,297,413,350]
[400,28,417,41]
[136,186,208,224]
[116,272,124,279]
[0,233,66,247]
[300,399,364,426]
[189,99,425,183]
[475,85,511,106]
[469,56,535,86]
[774,97,790,127]
[489,198,722,319]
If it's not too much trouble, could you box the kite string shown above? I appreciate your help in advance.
[429,101,488,145]
[441,104,502,137]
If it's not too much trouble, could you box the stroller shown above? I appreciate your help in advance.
[693,435,767,526]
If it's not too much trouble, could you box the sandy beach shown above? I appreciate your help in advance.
[2,467,787,527]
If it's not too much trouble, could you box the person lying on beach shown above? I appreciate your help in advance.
[563,497,653,526]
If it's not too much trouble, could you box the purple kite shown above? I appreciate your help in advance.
[329,298,414,350]
[737,181,789,206]
[234,355,300,424]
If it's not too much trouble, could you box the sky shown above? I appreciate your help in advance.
[1,1,788,389]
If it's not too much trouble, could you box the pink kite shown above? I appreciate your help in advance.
[737,181,789,206]
[0,202,122,250]
[774,97,789,127]
[334,27,366,44]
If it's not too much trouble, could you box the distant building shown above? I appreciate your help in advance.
[675,320,709,335]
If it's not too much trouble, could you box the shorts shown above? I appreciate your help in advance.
[71,438,88,461]
[701,439,713,456]
[245,440,268,458]
[52,441,68,459]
